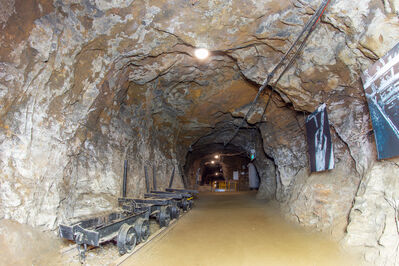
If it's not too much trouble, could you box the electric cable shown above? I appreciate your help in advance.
[224,0,331,147]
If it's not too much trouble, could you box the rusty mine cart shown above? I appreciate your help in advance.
[58,161,198,262]
[59,206,150,260]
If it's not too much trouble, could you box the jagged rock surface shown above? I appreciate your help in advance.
[0,0,399,264]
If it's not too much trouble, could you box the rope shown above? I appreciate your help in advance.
[224,0,331,146]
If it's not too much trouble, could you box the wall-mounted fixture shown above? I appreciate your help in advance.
[250,149,256,161]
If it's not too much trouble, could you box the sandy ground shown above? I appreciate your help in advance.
[0,192,366,266]
[124,192,364,266]
[0,219,63,266]
[0,215,161,265]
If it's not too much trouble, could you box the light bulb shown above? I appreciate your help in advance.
[194,48,209,59]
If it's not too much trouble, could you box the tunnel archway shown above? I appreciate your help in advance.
[183,127,276,199]
[1,0,399,265]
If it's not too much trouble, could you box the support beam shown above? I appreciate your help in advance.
[144,166,150,193]
[122,160,127,198]
[168,166,175,188]
[153,165,157,191]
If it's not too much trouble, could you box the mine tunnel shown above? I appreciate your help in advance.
[1,0,399,265]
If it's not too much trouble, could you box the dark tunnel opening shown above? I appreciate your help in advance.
[182,137,266,194]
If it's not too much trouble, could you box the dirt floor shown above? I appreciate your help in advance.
[123,192,364,266]
[0,192,365,266]
[0,219,63,265]
[0,214,162,265]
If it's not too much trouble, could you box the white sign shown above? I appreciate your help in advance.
[233,171,239,180]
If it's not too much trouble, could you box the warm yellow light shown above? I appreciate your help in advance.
[211,160,215,164]
[214,155,219,159]
[194,48,209,59]
[215,173,219,176]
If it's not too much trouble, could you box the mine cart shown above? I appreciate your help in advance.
[165,188,199,195]
[118,197,178,228]
[59,208,150,260]
[145,191,193,211]
[143,164,195,211]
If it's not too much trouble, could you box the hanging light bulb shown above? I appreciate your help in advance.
[194,48,209,60]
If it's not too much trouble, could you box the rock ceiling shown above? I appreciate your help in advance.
[1,1,399,264]
[3,0,397,160]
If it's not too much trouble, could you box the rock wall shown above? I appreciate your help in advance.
[344,160,399,266]
[225,1,399,263]
[0,66,184,229]
[255,104,362,240]
[0,0,186,230]
[1,0,399,264]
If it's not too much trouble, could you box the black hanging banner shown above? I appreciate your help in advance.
[305,103,334,172]
[361,42,399,160]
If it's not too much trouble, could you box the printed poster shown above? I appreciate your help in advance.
[361,42,399,159]
[305,103,334,172]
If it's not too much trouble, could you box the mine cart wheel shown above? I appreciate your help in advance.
[134,218,150,242]
[171,205,180,219]
[182,199,190,212]
[159,206,171,228]
[117,223,137,255]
